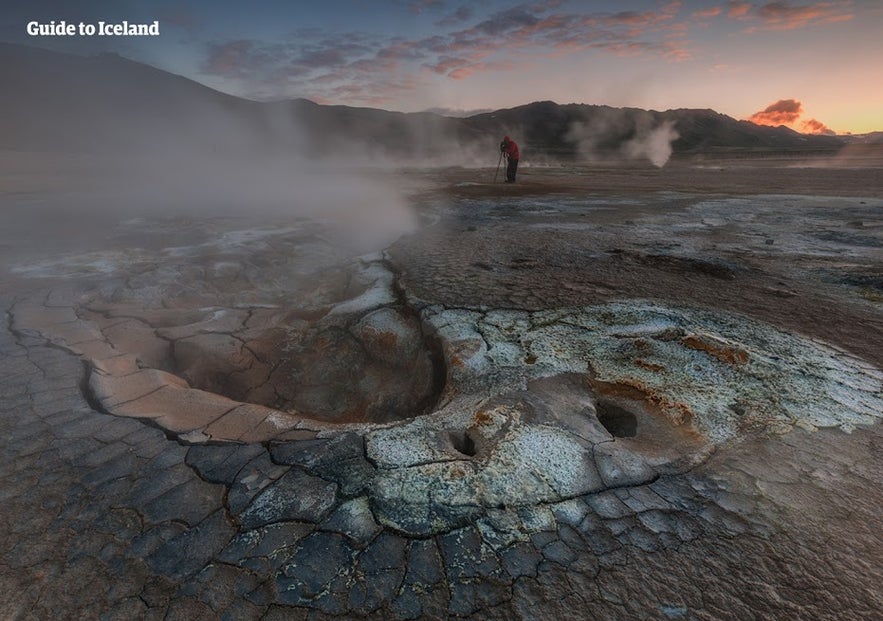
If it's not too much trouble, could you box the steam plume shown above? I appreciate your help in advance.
[567,109,679,167]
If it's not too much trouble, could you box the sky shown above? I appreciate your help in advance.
[4,1,882,134]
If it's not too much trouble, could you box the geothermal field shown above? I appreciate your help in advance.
[2,153,881,620]
[1,40,882,621]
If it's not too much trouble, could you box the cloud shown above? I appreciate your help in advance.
[727,1,753,18]
[747,98,836,134]
[754,1,854,29]
[204,40,260,78]
[748,98,803,126]
[408,0,444,15]
[727,1,855,30]
[156,7,201,32]
[436,6,473,27]
[200,1,693,104]
[801,118,835,135]
[692,7,723,19]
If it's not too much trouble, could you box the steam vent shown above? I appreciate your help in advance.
[3,190,883,619]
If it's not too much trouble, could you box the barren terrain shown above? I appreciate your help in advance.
[1,155,881,619]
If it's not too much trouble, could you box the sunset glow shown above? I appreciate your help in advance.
[3,1,881,133]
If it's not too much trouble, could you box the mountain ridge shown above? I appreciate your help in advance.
[0,43,847,160]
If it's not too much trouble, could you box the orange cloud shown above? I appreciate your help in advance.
[748,99,837,134]
[801,118,835,135]
[727,1,752,18]
[693,7,723,19]
[748,98,803,126]
[755,1,853,30]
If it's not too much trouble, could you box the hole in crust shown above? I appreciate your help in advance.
[596,400,638,438]
[173,305,447,425]
[449,431,476,456]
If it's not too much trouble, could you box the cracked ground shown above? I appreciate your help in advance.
[1,162,882,620]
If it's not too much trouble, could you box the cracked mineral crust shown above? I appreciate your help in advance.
[3,176,882,619]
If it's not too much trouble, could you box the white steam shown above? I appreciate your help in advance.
[622,120,679,168]
[566,109,679,167]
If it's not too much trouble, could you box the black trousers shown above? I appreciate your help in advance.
[506,158,519,182]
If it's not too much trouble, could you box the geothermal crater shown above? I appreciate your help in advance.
[11,254,881,537]
[4,185,882,618]
[170,303,446,424]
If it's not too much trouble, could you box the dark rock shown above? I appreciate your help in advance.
[439,526,504,581]
[92,507,143,541]
[270,433,364,467]
[347,567,403,613]
[186,443,266,485]
[586,490,635,519]
[620,525,661,553]
[141,477,225,526]
[220,521,314,572]
[529,530,558,549]
[179,563,264,614]
[131,522,189,558]
[541,540,578,567]
[499,541,542,578]
[227,453,290,515]
[447,580,511,618]
[146,510,236,581]
[319,496,382,546]
[271,433,375,497]
[405,538,445,587]
[557,524,588,552]
[238,468,337,529]
[81,451,140,487]
[276,532,356,606]
[389,588,423,620]
[127,462,201,510]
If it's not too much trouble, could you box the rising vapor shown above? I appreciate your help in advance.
[567,109,679,167]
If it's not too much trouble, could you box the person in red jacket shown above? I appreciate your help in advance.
[500,136,520,183]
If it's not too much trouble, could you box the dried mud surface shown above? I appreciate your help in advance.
[1,157,881,620]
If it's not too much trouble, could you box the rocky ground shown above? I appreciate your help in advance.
[1,158,881,619]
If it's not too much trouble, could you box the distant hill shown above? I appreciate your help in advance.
[0,44,845,161]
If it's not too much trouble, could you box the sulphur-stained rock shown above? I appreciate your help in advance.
[425,302,883,443]
[366,406,607,535]
[353,307,423,365]
[257,316,441,423]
